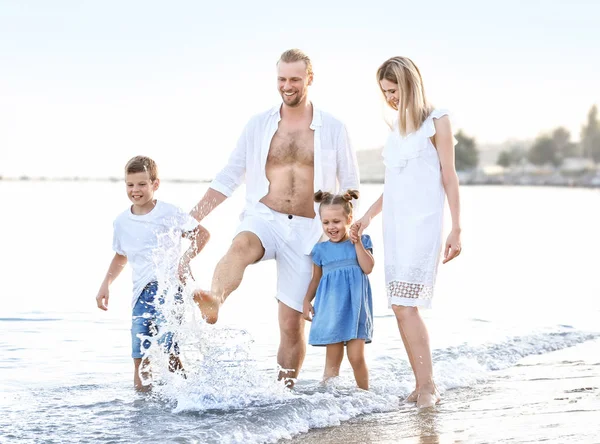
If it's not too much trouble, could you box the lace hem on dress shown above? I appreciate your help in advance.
[387,280,434,309]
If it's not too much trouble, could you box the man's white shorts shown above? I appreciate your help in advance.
[234,204,316,313]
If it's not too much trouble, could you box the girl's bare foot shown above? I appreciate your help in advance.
[192,289,220,324]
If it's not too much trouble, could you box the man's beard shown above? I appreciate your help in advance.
[281,90,304,107]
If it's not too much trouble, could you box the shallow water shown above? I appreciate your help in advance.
[2,182,599,443]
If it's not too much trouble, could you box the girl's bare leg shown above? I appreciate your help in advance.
[347,339,369,390]
[323,343,344,382]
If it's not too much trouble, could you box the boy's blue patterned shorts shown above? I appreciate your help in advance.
[131,281,181,359]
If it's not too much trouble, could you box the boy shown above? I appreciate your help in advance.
[95,155,209,391]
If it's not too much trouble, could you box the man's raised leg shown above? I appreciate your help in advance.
[194,231,264,324]
[277,302,306,387]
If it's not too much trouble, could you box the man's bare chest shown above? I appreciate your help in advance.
[267,129,314,166]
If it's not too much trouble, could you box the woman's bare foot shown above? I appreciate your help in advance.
[416,387,441,409]
[405,390,418,403]
[192,289,220,324]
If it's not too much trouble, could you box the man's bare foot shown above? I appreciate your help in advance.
[416,388,441,409]
[405,389,418,403]
[192,289,220,324]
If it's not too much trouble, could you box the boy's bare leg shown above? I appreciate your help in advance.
[347,339,369,390]
[392,305,440,408]
[322,343,344,382]
[133,358,152,392]
[277,302,306,387]
[168,355,184,375]
[193,232,264,324]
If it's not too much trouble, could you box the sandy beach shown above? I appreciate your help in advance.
[292,339,600,444]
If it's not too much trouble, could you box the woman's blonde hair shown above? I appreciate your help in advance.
[376,56,433,136]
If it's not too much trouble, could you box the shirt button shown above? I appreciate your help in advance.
[288,214,293,219]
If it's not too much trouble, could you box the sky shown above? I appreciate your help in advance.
[0,0,598,179]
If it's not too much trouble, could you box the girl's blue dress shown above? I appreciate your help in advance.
[308,235,373,346]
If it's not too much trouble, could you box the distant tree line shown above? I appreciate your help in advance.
[497,105,600,167]
[454,130,479,171]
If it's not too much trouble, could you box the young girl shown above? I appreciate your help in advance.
[351,57,462,407]
[303,190,374,390]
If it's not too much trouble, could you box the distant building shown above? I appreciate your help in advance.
[560,158,595,175]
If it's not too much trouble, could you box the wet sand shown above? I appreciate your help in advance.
[291,339,600,444]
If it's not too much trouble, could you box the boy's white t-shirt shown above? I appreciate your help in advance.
[112,200,199,308]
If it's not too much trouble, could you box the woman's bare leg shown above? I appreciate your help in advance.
[392,305,440,408]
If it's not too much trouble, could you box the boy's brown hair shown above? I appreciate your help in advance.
[125,156,158,181]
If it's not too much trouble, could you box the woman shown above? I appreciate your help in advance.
[351,56,462,408]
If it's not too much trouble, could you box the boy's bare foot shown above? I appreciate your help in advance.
[416,388,441,409]
[279,376,296,389]
[405,390,418,403]
[192,289,220,324]
[134,383,152,393]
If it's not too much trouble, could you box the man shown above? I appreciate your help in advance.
[190,48,359,384]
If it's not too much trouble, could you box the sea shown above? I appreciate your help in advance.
[1,181,599,443]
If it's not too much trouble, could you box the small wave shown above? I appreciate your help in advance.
[129,262,600,443]
[433,329,600,373]
[144,323,599,443]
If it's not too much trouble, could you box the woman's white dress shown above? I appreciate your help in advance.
[382,109,453,309]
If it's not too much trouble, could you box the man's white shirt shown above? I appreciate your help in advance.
[210,104,360,254]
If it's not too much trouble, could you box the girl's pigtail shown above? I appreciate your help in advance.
[314,190,332,203]
[342,189,360,202]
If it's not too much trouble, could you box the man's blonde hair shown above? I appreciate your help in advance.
[125,155,158,181]
[278,48,313,76]
[377,56,433,136]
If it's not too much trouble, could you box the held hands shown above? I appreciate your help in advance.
[443,228,462,264]
[302,299,314,322]
[96,285,109,311]
[350,215,371,243]
[349,224,360,244]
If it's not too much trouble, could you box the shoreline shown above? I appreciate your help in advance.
[290,338,600,443]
